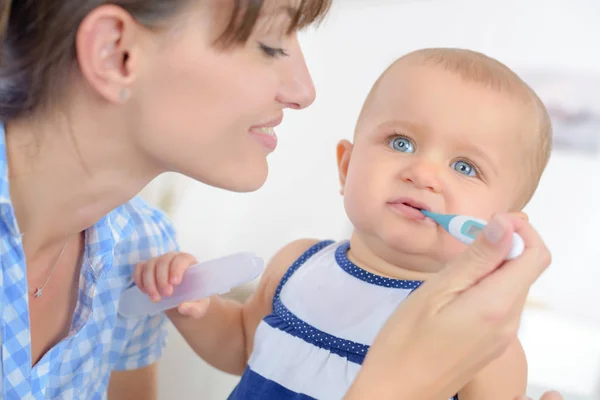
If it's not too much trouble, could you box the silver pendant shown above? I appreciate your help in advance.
[33,288,43,298]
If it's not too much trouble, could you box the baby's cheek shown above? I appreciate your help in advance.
[344,188,373,226]
[452,193,499,221]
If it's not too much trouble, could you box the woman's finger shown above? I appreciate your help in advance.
[474,216,551,301]
[417,213,514,305]
[540,391,564,400]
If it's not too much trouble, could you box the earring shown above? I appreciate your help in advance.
[120,88,130,102]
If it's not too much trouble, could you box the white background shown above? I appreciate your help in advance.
[144,1,600,399]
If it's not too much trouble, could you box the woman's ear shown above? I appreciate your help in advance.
[76,5,140,103]
[336,139,353,195]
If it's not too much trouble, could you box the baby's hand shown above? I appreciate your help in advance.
[133,252,210,318]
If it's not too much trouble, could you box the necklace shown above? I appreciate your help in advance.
[30,241,69,299]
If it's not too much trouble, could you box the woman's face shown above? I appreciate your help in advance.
[130,0,316,192]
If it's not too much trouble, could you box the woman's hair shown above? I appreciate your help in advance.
[0,0,331,121]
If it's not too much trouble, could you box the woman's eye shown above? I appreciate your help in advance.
[451,160,477,177]
[259,43,289,58]
[389,136,415,153]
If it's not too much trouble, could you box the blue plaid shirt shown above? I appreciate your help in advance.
[0,123,178,399]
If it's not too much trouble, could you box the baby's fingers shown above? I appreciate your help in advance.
[133,262,147,293]
[156,255,175,297]
[177,298,211,319]
[142,257,161,302]
[143,253,177,301]
[169,253,198,285]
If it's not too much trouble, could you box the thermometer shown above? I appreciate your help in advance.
[421,211,524,260]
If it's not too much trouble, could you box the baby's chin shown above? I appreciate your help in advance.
[351,227,462,275]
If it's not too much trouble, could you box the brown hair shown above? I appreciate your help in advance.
[0,0,331,121]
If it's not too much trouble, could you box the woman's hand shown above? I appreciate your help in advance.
[516,392,564,400]
[346,213,553,399]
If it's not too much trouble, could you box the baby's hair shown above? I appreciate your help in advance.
[358,48,552,208]
[0,0,331,121]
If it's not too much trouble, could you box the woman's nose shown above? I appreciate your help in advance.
[276,39,316,110]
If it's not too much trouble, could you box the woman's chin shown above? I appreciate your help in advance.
[210,167,269,193]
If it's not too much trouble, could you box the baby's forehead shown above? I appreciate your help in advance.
[362,65,534,138]
[372,62,524,105]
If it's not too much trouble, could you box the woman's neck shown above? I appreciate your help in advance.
[5,114,160,258]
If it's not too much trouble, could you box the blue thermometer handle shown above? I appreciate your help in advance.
[422,211,525,260]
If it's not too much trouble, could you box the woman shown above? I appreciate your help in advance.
[0,1,558,399]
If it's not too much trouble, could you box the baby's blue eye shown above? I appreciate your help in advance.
[452,160,477,177]
[389,137,415,153]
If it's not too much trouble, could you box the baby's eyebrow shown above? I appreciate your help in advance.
[376,119,430,135]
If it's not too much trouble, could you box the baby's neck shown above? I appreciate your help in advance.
[347,234,444,281]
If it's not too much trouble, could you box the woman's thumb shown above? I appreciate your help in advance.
[437,214,515,290]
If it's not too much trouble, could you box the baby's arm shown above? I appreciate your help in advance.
[134,239,319,375]
[458,338,527,400]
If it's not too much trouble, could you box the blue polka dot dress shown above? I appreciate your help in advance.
[229,240,459,400]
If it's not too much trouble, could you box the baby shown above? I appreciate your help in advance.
[135,48,552,400]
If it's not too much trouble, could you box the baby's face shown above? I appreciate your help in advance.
[340,64,536,265]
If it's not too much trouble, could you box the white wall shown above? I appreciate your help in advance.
[155,0,600,398]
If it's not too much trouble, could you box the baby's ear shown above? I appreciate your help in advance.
[336,139,353,195]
